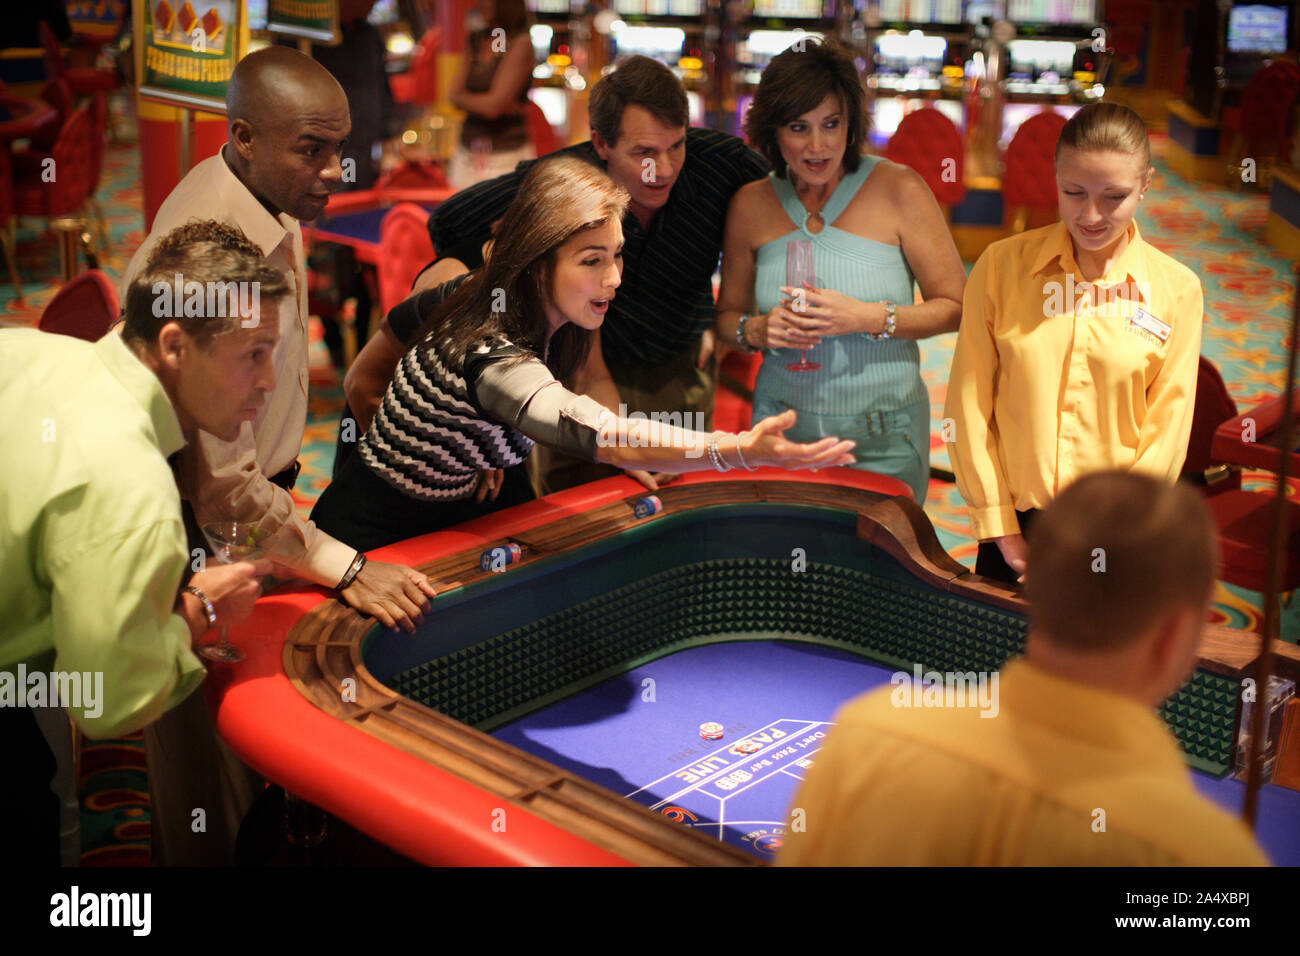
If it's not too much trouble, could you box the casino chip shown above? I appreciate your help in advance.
[633,495,663,519]
[699,721,725,740]
[734,740,762,754]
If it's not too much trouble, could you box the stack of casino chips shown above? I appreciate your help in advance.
[699,721,725,741]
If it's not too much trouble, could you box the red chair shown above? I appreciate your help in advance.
[1182,356,1244,496]
[1002,110,1067,233]
[0,147,21,299]
[31,78,74,154]
[1210,491,1300,593]
[377,203,435,315]
[327,203,435,366]
[38,269,118,341]
[12,106,99,279]
[1222,59,1300,186]
[389,28,441,105]
[525,98,560,157]
[39,20,123,99]
[1182,356,1300,596]
[87,91,109,250]
[884,106,966,216]
[1106,0,1154,86]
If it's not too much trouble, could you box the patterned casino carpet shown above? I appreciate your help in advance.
[2,101,1295,865]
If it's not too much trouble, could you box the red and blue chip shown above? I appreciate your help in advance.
[633,496,663,519]
[480,542,522,572]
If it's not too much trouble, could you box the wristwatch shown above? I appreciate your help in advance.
[337,552,368,590]
[871,301,897,341]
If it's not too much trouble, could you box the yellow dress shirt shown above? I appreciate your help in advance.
[776,659,1268,866]
[119,146,355,586]
[943,221,1203,541]
[0,330,204,738]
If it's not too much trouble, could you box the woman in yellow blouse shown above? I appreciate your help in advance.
[945,103,1203,584]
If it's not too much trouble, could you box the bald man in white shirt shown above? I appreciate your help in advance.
[121,48,436,864]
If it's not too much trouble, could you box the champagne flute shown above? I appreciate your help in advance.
[197,521,267,664]
[785,239,821,372]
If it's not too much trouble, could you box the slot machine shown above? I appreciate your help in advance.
[727,0,832,138]
[991,0,1105,151]
[605,0,713,128]
[1224,2,1293,88]
[1179,0,1295,163]
[366,0,423,82]
[864,0,972,149]
[527,0,591,143]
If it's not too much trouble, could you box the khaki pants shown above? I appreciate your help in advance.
[530,338,716,495]
[143,688,264,865]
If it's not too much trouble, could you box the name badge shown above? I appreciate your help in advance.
[1128,308,1170,342]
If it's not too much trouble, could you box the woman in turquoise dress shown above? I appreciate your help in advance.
[715,39,966,503]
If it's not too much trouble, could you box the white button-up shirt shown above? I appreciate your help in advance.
[119,145,355,586]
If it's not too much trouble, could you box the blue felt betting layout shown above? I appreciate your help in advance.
[491,641,900,860]
[491,640,1300,864]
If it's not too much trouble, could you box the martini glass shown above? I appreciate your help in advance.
[197,521,267,663]
[785,239,821,372]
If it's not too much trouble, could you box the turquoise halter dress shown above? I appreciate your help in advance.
[751,154,930,502]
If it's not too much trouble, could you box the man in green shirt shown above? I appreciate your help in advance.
[0,221,284,863]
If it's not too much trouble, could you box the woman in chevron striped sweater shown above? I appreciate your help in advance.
[311,156,856,551]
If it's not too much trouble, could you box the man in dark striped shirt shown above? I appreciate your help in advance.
[341,55,768,492]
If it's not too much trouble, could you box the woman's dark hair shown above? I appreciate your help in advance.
[744,38,869,179]
[414,156,630,380]
[588,55,689,147]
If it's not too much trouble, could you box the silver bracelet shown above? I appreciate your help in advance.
[707,435,733,472]
[870,301,897,340]
[736,314,759,353]
[185,585,217,628]
[732,432,758,472]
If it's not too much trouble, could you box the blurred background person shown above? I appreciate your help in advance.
[447,0,538,189]
[310,0,401,368]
